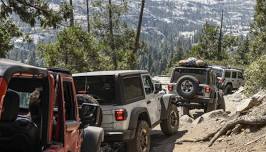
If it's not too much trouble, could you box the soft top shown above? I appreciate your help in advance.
[0,59,47,81]
[73,70,148,77]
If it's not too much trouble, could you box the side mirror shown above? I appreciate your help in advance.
[79,103,102,128]
[154,83,162,94]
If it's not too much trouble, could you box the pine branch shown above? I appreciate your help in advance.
[15,0,51,15]
[1,0,7,7]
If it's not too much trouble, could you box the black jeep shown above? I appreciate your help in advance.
[168,66,225,115]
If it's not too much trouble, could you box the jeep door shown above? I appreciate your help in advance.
[61,76,81,152]
[141,74,161,124]
[231,71,238,89]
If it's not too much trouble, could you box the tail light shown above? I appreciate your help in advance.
[115,109,127,121]
[168,84,174,92]
[204,86,211,93]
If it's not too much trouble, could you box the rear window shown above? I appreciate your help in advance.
[123,76,144,103]
[74,76,115,104]
[171,68,208,84]
[212,69,223,77]
[225,71,231,78]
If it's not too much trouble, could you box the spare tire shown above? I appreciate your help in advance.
[176,75,199,99]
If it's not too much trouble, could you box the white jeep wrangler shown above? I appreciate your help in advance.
[212,66,244,94]
[73,70,179,152]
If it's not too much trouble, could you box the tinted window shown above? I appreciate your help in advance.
[232,72,237,78]
[123,76,144,102]
[74,76,115,104]
[142,75,154,95]
[171,68,207,84]
[213,69,223,77]
[74,77,86,92]
[18,92,31,109]
[225,71,231,78]
[63,81,75,120]
[238,72,244,79]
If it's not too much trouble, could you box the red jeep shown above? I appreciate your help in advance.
[0,59,103,152]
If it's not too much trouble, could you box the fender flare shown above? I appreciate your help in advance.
[81,126,104,152]
[128,107,151,130]
[160,94,177,120]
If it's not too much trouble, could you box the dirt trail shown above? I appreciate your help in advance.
[150,90,266,152]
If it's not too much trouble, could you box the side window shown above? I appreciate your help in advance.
[74,77,86,93]
[232,72,237,79]
[63,81,76,120]
[238,72,244,79]
[142,75,154,95]
[225,71,231,78]
[123,76,144,102]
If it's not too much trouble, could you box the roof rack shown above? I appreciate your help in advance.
[210,65,244,72]
[48,68,72,75]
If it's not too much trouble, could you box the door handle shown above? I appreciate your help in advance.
[147,101,151,104]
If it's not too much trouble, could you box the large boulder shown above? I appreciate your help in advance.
[236,90,266,113]
[192,110,228,125]
[224,87,246,102]
[180,115,194,123]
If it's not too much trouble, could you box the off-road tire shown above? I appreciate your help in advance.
[160,104,179,136]
[180,106,190,116]
[224,84,232,95]
[127,120,151,152]
[176,75,199,99]
[217,95,226,111]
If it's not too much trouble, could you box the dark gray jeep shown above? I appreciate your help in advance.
[168,66,225,115]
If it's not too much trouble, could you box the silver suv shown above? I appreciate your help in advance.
[73,70,179,152]
[212,66,244,94]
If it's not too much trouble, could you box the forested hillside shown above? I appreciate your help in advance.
[3,0,255,74]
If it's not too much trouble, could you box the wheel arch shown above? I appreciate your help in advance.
[128,107,151,130]
[160,94,177,120]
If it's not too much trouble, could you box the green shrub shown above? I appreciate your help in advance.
[244,55,266,96]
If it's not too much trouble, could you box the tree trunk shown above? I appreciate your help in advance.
[209,115,266,147]
[108,0,117,69]
[70,0,74,26]
[134,0,145,54]
[86,0,90,33]
[217,10,223,60]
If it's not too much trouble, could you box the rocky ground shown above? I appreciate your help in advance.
[150,88,266,152]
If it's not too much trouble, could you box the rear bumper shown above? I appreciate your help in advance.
[175,96,212,108]
[104,129,135,142]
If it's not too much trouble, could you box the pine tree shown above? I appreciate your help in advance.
[0,19,21,57]
[250,0,266,59]
[38,26,102,73]
[0,0,71,27]
[91,0,137,70]
[0,0,72,56]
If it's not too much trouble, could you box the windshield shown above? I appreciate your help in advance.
[171,68,208,84]
[18,92,31,109]
[74,76,116,104]
[212,69,223,77]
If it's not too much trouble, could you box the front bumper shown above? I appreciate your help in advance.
[104,129,136,142]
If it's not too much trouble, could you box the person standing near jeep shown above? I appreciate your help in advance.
[73,70,179,152]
